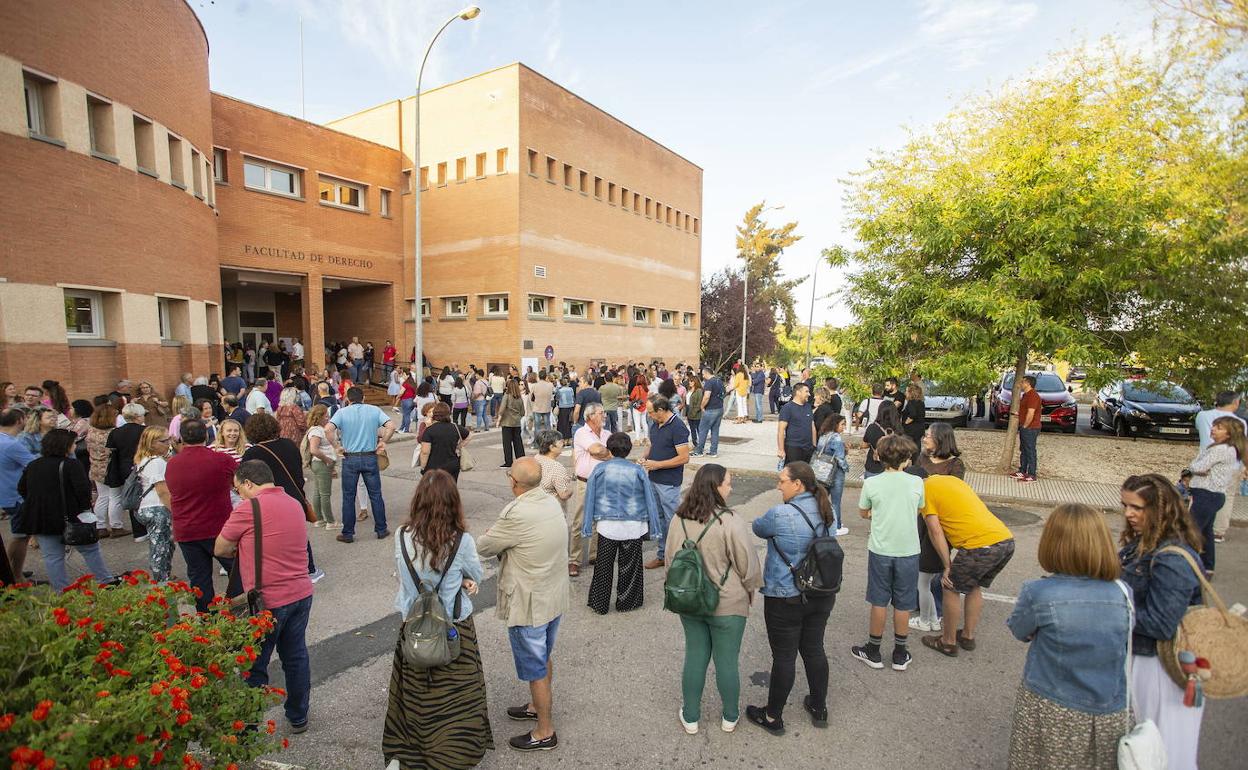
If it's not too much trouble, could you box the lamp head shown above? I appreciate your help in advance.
[459,6,481,20]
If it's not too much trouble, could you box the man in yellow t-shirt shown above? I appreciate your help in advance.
[919,474,1014,658]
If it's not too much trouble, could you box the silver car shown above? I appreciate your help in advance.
[923,381,972,427]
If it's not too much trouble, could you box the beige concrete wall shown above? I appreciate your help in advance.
[0,55,23,137]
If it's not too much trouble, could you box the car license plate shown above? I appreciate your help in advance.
[1159,427,1189,435]
[1039,415,1052,422]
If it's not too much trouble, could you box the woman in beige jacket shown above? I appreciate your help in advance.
[665,463,763,735]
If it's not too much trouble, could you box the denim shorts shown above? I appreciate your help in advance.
[865,551,919,611]
[508,615,561,681]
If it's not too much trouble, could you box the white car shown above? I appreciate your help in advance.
[923,381,972,427]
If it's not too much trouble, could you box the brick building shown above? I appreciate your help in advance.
[0,0,701,399]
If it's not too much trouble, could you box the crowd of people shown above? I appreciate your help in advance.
[0,359,1244,770]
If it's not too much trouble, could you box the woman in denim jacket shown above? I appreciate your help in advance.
[1006,503,1130,769]
[581,432,661,614]
[746,461,839,735]
[813,413,850,536]
[1117,473,1204,770]
[385,469,492,769]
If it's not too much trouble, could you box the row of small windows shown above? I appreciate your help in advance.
[21,68,215,208]
[411,148,510,191]
[524,148,699,236]
[63,288,220,347]
[408,293,695,328]
[216,150,392,218]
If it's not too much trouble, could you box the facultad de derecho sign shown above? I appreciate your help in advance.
[243,244,374,269]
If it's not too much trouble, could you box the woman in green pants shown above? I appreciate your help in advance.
[665,464,763,734]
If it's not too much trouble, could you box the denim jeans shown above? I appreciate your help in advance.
[752,393,765,422]
[179,538,241,613]
[489,393,503,419]
[687,417,701,449]
[247,594,312,727]
[473,400,489,430]
[34,534,113,592]
[1018,428,1039,476]
[603,408,618,434]
[822,474,845,530]
[653,482,682,560]
[534,412,552,432]
[399,398,414,432]
[695,408,723,454]
[341,454,387,538]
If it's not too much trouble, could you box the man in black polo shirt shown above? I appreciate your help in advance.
[692,367,725,457]
[572,374,601,428]
[641,394,690,569]
[778,383,816,464]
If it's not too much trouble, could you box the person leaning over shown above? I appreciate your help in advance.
[476,458,570,753]
[851,434,923,672]
[215,460,314,734]
[747,461,838,735]
[383,469,493,769]
[669,464,763,736]
[1006,504,1131,770]
[1117,474,1205,769]
[164,418,242,612]
[582,432,662,614]
[920,473,1015,657]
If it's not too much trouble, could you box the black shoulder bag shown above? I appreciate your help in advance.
[60,461,99,546]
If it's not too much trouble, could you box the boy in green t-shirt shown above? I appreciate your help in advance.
[851,434,924,671]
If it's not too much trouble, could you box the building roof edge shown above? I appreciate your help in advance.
[210,92,404,155]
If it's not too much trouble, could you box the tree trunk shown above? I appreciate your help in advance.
[996,348,1029,473]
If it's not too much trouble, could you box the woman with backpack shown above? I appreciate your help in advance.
[16,429,114,591]
[747,461,840,735]
[384,469,492,770]
[666,464,762,736]
[813,413,850,537]
[1118,474,1205,770]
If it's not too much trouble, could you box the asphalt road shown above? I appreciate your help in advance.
[34,427,1243,769]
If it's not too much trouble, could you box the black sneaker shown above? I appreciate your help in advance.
[744,705,785,736]
[506,705,537,721]
[803,695,828,728]
[850,644,884,669]
[289,721,308,734]
[892,647,913,671]
[376,529,392,540]
[508,731,557,752]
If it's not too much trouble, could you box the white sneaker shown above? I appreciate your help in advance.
[908,616,932,632]
[218,566,227,576]
[721,717,738,733]
[835,527,849,536]
[313,521,325,528]
[324,522,342,530]
[679,709,698,735]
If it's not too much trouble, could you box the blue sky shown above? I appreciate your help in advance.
[194,0,1157,327]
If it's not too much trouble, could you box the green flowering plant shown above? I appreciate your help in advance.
[0,572,288,770]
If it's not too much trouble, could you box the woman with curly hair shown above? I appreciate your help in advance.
[384,469,492,769]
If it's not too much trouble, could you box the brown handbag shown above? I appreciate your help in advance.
[256,442,318,524]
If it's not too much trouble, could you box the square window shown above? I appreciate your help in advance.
[661,310,675,326]
[23,75,47,136]
[380,189,391,217]
[87,95,114,156]
[475,152,487,178]
[600,304,620,322]
[244,158,301,197]
[634,307,650,324]
[213,148,227,182]
[484,295,509,315]
[528,296,548,316]
[318,174,365,210]
[683,312,695,327]
[64,290,103,338]
[133,115,155,172]
[445,296,468,316]
[420,298,431,318]
[563,300,587,319]
[244,161,266,189]
[497,148,509,174]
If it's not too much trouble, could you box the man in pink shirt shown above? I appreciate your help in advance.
[215,460,314,733]
[569,403,611,576]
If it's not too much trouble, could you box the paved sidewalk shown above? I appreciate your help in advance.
[689,417,1248,520]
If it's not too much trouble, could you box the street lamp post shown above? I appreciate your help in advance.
[413,6,481,376]
[805,254,819,371]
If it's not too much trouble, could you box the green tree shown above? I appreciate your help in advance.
[832,38,1247,470]
[735,203,802,361]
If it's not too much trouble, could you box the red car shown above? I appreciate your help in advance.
[988,371,1077,433]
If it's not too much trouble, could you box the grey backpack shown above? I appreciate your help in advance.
[398,529,464,669]
[118,459,155,511]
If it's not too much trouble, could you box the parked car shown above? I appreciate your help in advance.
[989,371,1077,433]
[1090,380,1200,440]
[923,381,972,428]
[1068,366,1087,382]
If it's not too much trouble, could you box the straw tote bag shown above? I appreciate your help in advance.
[1155,546,1248,699]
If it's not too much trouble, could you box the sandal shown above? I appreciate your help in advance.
[956,630,976,651]
[568,563,580,577]
[357,510,369,522]
[921,635,958,657]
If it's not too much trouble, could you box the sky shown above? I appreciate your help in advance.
[193,0,1158,329]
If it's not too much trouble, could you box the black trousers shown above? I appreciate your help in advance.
[783,445,814,465]
[501,426,525,466]
[764,594,835,718]
[587,534,644,614]
[179,538,243,613]
[557,407,574,440]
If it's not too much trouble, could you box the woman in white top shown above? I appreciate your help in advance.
[303,404,339,530]
[388,366,405,408]
[132,426,174,581]
[1187,415,1245,576]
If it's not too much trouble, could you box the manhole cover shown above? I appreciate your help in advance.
[716,436,748,445]
[988,505,1041,527]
